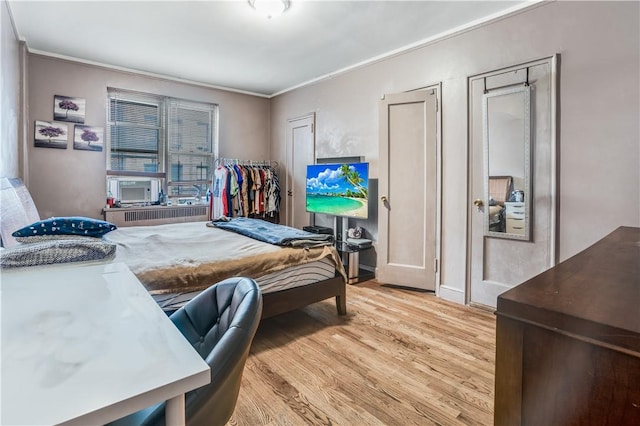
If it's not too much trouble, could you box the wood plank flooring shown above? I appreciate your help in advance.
[228,280,496,426]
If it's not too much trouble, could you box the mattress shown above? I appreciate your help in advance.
[152,257,336,313]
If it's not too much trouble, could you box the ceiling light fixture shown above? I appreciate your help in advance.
[248,0,291,19]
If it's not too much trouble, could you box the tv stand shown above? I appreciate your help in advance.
[332,216,374,284]
[333,216,349,242]
[335,240,373,284]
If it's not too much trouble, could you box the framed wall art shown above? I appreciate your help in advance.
[53,95,85,123]
[34,120,68,149]
[74,125,104,152]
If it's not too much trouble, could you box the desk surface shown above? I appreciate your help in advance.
[497,226,640,352]
[1,262,210,426]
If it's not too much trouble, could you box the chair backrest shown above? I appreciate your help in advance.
[175,277,262,426]
[118,277,262,426]
[488,176,513,205]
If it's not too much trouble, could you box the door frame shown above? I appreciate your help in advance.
[423,83,443,296]
[465,55,559,306]
[285,113,315,228]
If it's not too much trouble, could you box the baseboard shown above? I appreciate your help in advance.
[437,284,465,305]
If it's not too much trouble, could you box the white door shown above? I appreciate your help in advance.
[469,57,557,308]
[378,89,438,291]
[285,114,315,229]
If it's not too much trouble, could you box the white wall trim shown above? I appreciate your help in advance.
[17,1,546,100]
[438,285,466,305]
[550,53,559,266]
[25,48,271,99]
[19,41,28,185]
[3,0,20,41]
[272,0,547,97]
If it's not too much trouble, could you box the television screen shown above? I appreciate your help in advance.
[306,162,369,219]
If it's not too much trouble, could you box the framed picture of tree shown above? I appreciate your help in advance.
[34,120,68,149]
[74,125,104,152]
[53,95,85,123]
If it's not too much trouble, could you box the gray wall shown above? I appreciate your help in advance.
[26,55,271,219]
[270,1,640,302]
[11,1,640,305]
[1,0,20,178]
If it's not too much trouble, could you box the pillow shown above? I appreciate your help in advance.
[0,239,116,269]
[12,217,117,238]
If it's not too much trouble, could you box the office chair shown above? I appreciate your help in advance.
[110,277,262,426]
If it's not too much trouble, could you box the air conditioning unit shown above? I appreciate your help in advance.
[107,177,160,204]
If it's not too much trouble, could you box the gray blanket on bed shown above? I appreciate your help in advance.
[212,217,333,247]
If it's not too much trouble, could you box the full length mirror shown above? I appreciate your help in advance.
[482,85,531,240]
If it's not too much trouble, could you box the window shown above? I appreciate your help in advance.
[107,90,164,174]
[167,100,217,198]
[106,88,218,202]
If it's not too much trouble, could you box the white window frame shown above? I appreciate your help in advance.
[166,99,218,199]
[106,89,165,177]
[106,88,219,202]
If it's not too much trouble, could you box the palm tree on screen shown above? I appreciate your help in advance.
[339,164,367,198]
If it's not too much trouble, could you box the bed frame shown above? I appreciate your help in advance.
[261,275,346,319]
[1,178,347,319]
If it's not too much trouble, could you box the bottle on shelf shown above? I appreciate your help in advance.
[106,191,115,208]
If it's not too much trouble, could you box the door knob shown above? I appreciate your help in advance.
[473,199,484,207]
[380,195,388,203]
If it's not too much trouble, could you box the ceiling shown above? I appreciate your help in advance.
[8,1,528,97]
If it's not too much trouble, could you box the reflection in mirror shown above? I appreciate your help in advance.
[483,85,531,240]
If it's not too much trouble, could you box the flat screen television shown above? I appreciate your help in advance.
[306,162,369,219]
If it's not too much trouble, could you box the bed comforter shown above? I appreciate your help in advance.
[105,221,345,294]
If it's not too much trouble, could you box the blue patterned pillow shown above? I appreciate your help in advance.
[12,217,117,238]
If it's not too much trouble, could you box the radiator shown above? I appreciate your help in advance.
[104,205,209,227]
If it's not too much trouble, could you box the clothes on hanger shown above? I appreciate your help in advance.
[211,161,280,221]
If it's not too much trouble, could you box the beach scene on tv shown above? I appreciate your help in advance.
[306,163,369,219]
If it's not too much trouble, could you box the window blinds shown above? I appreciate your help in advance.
[106,88,218,184]
[107,89,164,173]
[167,100,216,184]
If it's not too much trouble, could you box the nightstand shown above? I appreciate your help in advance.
[504,202,525,235]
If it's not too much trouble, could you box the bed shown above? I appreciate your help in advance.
[0,178,347,319]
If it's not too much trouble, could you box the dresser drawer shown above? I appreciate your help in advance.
[505,202,525,218]
[506,210,525,220]
[505,201,525,235]
[506,218,525,234]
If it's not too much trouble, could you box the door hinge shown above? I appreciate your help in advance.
[434,258,438,273]
[435,98,439,112]
[311,123,314,133]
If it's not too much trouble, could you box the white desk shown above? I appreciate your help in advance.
[1,262,210,426]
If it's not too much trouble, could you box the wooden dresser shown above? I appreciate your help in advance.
[494,226,640,425]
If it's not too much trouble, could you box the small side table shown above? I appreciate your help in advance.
[335,241,373,284]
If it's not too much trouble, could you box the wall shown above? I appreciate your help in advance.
[27,55,271,219]
[1,0,20,178]
[270,1,640,302]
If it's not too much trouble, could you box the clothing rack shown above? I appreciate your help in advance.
[211,158,281,223]
[214,158,278,169]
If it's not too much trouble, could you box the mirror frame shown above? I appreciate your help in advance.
[482,85,532,241]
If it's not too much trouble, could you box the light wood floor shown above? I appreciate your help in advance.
[228,280,496,426]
